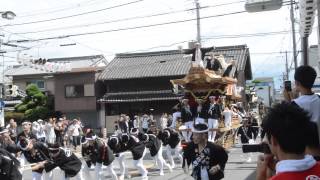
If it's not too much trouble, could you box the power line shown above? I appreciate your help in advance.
[0,0,145,27]
[13,1,246,34]
[18,0,108,18]
[202,31,291,39]
[9,11,247,43]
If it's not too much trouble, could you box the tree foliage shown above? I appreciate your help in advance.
[14,84,51,121]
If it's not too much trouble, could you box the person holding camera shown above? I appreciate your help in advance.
[284,66,320,136]
[256,102,320,180]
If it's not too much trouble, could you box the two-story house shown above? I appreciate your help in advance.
[5,55,107,128]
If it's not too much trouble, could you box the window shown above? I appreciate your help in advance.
[26,80,45,90]
[65,85,84,98]
[65,84,94,98]
[84,84,94,96]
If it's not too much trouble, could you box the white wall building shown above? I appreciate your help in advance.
[308,45,320,94]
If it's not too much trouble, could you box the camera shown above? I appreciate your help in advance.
[242,142,271,154]
[284,80,292,91]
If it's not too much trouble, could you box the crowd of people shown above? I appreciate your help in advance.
[0,65,319,180]
[5,116,84,150]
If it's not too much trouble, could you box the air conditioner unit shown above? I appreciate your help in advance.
[245,0,283,12]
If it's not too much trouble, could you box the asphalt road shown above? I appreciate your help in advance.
[22,145,259,180]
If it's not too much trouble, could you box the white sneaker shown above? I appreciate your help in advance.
[118,175,124,180]
[160,171,164,176]
[142,174,148,180]
[171,164,175,169]
[168,165,173,172]
[246,157,252,163]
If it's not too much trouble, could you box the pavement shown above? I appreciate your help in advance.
[22,144,260,180]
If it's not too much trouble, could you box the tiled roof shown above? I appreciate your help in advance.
[98,45,252,81]
[5,55,107,76]
[213,45,251,74]
[98,50,192,80]
[99,90,181,103]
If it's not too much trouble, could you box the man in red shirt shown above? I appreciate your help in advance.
[256,102,320,180]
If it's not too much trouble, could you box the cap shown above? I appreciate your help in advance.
[192,123,209,133]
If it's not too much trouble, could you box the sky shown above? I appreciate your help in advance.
[0,0,318,89]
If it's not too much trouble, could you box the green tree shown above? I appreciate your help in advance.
[14,84,51,121]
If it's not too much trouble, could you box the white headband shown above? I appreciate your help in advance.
[109,136,119,145]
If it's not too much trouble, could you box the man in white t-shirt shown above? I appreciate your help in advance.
[222,105,233,129]
[285,65,320,142]
[69,119,81,150]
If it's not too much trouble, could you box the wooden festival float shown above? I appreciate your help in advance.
[170,64,242,149]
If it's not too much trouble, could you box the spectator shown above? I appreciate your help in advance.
[17,120,37,141]
[256,102,320,180]
[6,119,17,142]
[305,122,320,161]
[32,120,46,142]
[54,118,65,146]
[285,65,320,139]
[141,114,150,133]
[45,117,56,144]
[222,105,233,129]
[69,119,81,150]
[159,113,168,131]
[133,115,140,129]
[118,114,129,133]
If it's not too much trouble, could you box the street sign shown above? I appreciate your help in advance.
[245,0,283,13]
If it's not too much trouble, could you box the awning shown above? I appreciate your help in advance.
[98,90,181,103]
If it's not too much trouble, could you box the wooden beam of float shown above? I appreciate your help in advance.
[170,67,237,93]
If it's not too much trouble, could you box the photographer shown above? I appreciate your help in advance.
[284,66,320,137]
[256,102,320,180]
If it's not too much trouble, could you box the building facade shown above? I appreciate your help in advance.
[97,45,252,131]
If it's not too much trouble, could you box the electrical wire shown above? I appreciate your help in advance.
[13,1,246,34]
[18,0,108,18]
[0,0,145,27]
[8,11,247,43]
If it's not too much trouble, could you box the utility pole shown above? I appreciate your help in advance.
[195,0,201,43]
[290,0,298,69]
[285,51,289,80]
